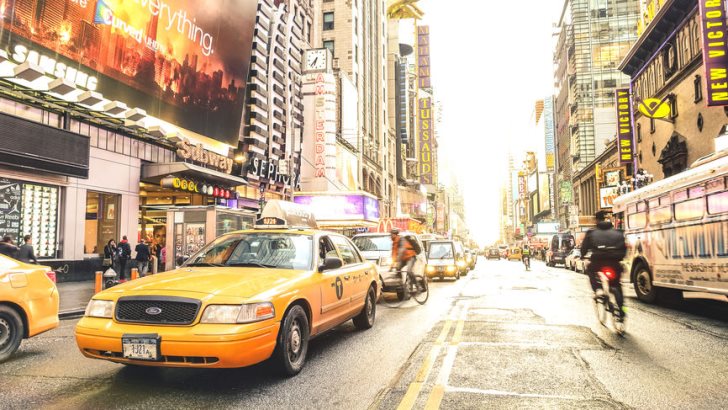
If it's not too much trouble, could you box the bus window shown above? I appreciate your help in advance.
[637,202,647,212]
[674,198,704,221]
[649,198,659,209]
[689,186,705,198]
[650,206,672,225]
[628,204,637,214]
[707,191,728,215]
[674,190,688,202]
[628,212,646,229]
[659,195,671,205]
[707,178,725,193]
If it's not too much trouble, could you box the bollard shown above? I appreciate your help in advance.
[95,271,103,294]
[131,268,139,280]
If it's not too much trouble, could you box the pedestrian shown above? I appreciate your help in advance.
[103,239,118,272]
[16,235,38,264]
[135,238,151,277]
[117,235,132,280]
[0,235,19,259]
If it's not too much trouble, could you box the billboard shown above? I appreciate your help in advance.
[543,97,555,171]
[418,97,434,184]
[538,173,550,212]
[294,194,380,222]
[416,25,430,89]
[0,0,257,146]
[699,0,728,106]
[615,88,634,164]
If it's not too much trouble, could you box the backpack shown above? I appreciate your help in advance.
[404,235,422,255]
[588,229,626,260]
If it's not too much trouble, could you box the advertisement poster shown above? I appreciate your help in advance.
[417,25,430,89]
[0,177,22,242]
[543,97,555,171]
[615,88,634,164]
[0,0,257,145]
[698,0,728,106]
[418,97,434,185]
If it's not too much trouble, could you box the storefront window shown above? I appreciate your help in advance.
[0,177,59,259]
[216,212,254,237]
[84,192,120,255]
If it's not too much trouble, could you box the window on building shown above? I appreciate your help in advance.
[307,21,312,44]
[650,118,655,134]
[694,75,703,102]
[84,191,120,256]
[669,94,678,119]
[323,12,334,30]
[323,40,335,55]
[636,122,642,143]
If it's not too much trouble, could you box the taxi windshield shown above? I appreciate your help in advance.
[428,242,454,259]
[184,233,314,270]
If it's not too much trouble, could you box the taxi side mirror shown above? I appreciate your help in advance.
[318,257,343,272]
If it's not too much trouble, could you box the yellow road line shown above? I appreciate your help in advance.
[450,303,468,345]
[435,320,452,345]
[396,382,423,410]
[424,385,445,410]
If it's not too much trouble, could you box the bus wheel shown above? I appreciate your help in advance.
[634,265,657,303]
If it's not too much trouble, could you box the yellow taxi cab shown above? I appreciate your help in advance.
[0,253,59,362]
[75,200,379,376]
[507,247,522,261]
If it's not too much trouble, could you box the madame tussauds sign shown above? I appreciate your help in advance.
[176,140,233,174]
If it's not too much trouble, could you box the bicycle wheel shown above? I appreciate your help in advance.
[412,276,429,305]
[593,296,607,326]
[612,303,626,336]
[381,273,407,308]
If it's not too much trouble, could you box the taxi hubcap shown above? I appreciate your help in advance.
[0,318,10,348]
[289,322,302,359]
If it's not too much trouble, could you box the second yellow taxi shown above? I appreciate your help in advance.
[75,201,379,376]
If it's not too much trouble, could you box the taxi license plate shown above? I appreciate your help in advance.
[436,266,445,272]
[122,334,160,361]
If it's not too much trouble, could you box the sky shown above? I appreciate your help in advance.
[418,0,565,246]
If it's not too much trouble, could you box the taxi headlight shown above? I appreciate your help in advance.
[447,265,457,273]
[457,260,466,267]
[201,302,276,324]
[85,300,114,318]
[425,265,435,273]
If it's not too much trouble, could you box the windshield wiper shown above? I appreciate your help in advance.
[185,262,225,267]
[227,262,279,268]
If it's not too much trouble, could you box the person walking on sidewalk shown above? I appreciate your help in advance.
[117,236,131,280]
[103,239,117,270]
[135,238,151,277]
[0,235,19,259]
[17,235,38,264]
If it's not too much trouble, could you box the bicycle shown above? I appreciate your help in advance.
[381,270,429,307]
[593,266,626,336]
[522,255,531,271]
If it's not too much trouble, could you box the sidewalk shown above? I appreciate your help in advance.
[57,281,96,318]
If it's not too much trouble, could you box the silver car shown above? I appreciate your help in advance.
[352,232,426,298]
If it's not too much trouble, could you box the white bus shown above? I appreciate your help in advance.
[613,150,728,303]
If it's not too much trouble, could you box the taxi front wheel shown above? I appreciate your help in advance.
[0,306,24,363]
[273,305,309,376]
[353,286,376,330]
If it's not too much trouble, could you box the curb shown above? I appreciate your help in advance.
[59,309,85,320]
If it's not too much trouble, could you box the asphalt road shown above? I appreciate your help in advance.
[2,258,728,409]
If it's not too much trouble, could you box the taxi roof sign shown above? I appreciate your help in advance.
[255,200,319,229]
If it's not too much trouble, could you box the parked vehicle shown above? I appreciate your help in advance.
[546,233,575,267]
[453,241,468,274]
[0,254,59,363]
[565,249,582,271]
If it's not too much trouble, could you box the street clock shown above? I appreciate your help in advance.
[304,48,330,72]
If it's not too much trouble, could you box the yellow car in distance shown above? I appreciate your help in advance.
[75,201,379,376]
[0,254,59,363]
[507,247,522,261]
[425,240,460,280]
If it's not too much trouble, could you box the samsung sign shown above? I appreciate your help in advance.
[0,44,99,90]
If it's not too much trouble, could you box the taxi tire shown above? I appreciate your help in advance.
[273,305,309,377]
[353,286,376,330]
[0,306,24,364]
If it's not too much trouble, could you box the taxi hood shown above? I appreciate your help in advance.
[102,267,311,300]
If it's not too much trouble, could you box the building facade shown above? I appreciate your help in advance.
[620,0,720,182]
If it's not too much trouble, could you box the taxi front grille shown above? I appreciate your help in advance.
[115,296,201,325]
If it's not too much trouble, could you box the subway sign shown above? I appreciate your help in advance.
[699,0,728,106]
[160,176,235,199]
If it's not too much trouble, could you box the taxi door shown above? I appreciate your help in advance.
[329,235,370,315]
[317,236,352,330]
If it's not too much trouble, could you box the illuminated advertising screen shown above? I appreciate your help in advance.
[0,0,257,146]
[294,194,380,222]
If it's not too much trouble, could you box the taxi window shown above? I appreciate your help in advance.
[428,242,454,259]
[330,235,362,265]
[184,233,313,270]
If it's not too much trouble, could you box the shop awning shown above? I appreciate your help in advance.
[141,162,248,187]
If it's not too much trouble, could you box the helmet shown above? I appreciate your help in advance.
[390,228,400,235]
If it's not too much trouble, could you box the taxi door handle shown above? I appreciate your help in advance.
[344,275,351,280]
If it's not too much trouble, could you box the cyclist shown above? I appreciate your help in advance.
[522,244,531,269]
[390,229,418,292]
[580,211,628,317]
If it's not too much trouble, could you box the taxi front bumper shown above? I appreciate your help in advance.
[425,265,458,278]
[75,317,280,368]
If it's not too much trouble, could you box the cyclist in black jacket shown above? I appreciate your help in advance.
[580,211,628,315]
